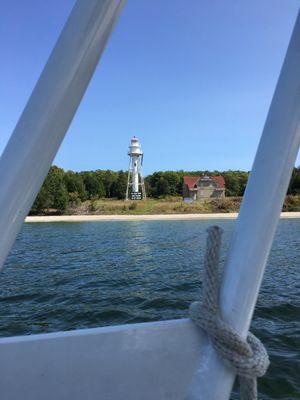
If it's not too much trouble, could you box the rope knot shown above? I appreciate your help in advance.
[189,226,269,400]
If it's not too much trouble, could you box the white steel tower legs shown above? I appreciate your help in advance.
[132,156,139,192]
[126,136,146,200]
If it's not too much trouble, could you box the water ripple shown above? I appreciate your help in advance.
[1,218,299,399]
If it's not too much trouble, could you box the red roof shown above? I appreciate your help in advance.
[211,175,225,189]
[183,175,225,189]
[183,176,199,189]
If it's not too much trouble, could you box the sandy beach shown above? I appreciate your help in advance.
[25,212,300,223]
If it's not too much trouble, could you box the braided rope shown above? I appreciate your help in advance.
[189,226,269,400]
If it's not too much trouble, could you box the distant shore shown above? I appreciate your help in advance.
[25,212,300,223]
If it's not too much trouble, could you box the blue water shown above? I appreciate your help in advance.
[1,219,299,399]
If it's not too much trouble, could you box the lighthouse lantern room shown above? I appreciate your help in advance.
[126,136,146,200]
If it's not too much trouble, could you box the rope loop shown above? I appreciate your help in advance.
[189,226,269,400]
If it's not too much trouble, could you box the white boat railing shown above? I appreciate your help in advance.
[186,11,300,399]
[0,2,299,400]
[0,0,126,270]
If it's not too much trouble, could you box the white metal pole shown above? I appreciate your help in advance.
[0,0,126,270]
[186,12,300,400]
[132,156,139,192]
[126,158,131,201]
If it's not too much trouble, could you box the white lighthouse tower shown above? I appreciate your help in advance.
[126,136,146,200]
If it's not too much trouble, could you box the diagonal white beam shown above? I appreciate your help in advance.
[0,0,126,269]
[186,11,300,400]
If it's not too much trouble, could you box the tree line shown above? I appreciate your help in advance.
[30,165,300,214]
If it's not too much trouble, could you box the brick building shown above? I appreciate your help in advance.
[183,175,225,201]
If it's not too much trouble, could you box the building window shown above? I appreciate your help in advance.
[199,181,210,187]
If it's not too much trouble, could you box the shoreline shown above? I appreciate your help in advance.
[25,212,300,223]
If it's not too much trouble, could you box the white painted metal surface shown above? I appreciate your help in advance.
[0,319,204,400]
[0,0,126,270]
[186,12,300,400]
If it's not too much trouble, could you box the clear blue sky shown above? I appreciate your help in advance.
[0,0,299,174]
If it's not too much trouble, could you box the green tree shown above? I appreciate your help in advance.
[157,177,170,197]
[53,185,69,212]
[80,172,105,198]
[99,170,118,197]
[31,184,51,214]
[31,166,69,214]
[111,171,128,199]
[47,166,69,212]
[64,171,87,202]
[223,170,248,197]
[288,167,300,194]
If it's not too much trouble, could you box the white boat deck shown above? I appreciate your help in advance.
[0,319,205,400]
